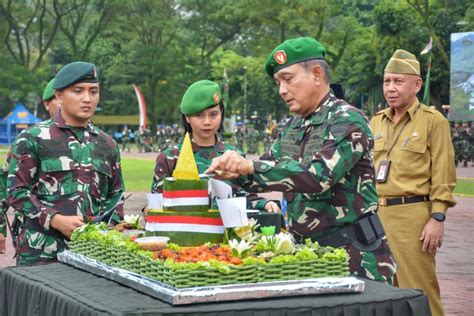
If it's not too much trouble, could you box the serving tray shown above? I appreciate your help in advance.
[58,250,365,305]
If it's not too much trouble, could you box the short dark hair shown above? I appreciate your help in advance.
[181,102,225,136]
[300,59,331,84]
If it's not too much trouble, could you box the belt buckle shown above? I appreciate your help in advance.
[378,197,387,206]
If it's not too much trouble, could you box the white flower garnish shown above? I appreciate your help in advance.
[124,214,141,226]
[229,239,253,258]
[274,232,295,255]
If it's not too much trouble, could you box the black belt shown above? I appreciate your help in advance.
[315,225,358,248]
[378,195,430,207]
[298,213,386,252]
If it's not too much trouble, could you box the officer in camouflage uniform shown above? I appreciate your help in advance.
[151,80,280,213]
[7,62,124,265]
[207,37,395,283]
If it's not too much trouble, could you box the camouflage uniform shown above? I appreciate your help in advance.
[0,166,8,237]
[1,149,13,238]
[460,124,472,166]
[121,127,131,152]
[234,128,244,152]
[7,112,125,265]
[156,127,166,152]
[151,137,272,211]
[237,93,396,283]
[246,129,260,154]
[451,124,462,166]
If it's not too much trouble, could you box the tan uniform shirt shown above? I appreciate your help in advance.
[370,99,456,213]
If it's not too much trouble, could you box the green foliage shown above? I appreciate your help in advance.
[0,0,471,119]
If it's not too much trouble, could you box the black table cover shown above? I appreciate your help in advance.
[0,263,430,316]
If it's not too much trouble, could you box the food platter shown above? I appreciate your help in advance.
[58,250,365,305]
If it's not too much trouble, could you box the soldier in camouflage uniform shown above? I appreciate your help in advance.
[0,169,7,254]
[1,78,61,254]
[459,121,472,167]
[207,37,395,283]
[121,125,131,152]
[151,80,280,213]
[451,122,462,167]
[7,62,124,265]
[246,126,260,155]
[233,126,245,152]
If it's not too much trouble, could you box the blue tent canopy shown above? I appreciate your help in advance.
[0,102,41,145]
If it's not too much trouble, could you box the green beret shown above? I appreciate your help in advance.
[42,78,55,101]
[264,37,326,77]
[385,49,420,76]
[180,80,221,115]
[54,61,99,90]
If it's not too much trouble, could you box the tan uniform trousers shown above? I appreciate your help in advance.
[378,201,443,316]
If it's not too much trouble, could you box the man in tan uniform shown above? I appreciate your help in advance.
[370,49,456,316]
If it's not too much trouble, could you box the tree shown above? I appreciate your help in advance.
[0,0,64,71]
[96,0,182,124]
[407,0,450,69]
[55,0,118,60]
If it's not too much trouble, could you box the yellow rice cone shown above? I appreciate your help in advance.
[172,133,199,180]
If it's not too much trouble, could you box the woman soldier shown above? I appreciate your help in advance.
[151,80,280,213]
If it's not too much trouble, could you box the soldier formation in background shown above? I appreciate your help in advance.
[452,121,473,167]
[111,124,181,153]
[230,118,288,156]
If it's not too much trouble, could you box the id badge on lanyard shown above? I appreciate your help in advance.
[377,104,418,183]
[376,160,391,183]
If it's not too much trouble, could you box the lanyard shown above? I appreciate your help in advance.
[385,102,420,159]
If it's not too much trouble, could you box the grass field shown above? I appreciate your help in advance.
[1,154,473,196]
[121,158,155,192]
[454,178,474,197]
[0,155,156,192]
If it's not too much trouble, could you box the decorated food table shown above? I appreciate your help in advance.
[0,135,430,315]
[0,263,430,316]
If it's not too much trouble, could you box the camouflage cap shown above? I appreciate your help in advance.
[54,61,99,90]
[264,37,326,77]
[180,80,221,115]
[384,49,420,76]
[42,78,55,101]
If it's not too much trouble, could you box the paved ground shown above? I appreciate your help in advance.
[1,155,472,315]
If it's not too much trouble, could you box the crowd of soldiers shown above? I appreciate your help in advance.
[451,121,473,167]
[109,119,289,156]
[111,119,473,165]
[232,118,289,155]
[112,125,182,153]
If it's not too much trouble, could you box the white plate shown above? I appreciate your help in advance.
[135,236,170,243]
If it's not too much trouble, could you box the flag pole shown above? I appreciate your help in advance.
[423,52,432,105]
[222,68,229,110]
[133,84,147,129]
[420,37,433,106]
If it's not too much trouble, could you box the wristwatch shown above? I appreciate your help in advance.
[431,212,446,222]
